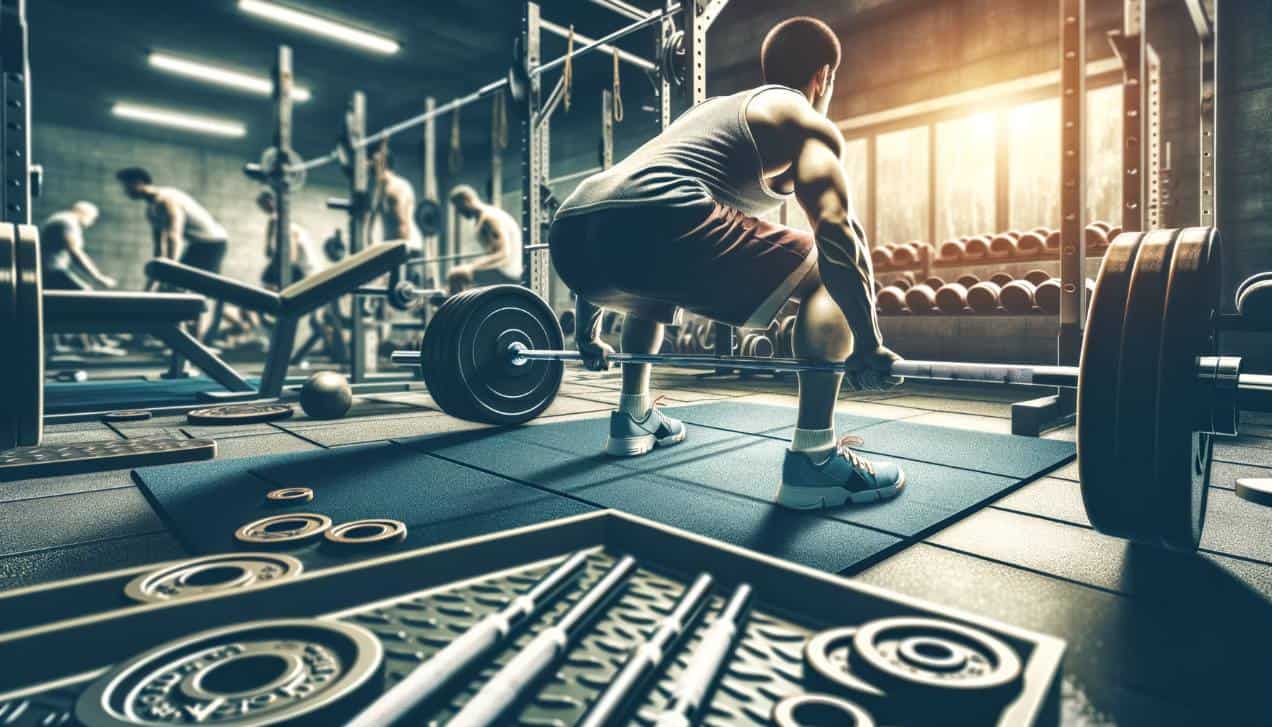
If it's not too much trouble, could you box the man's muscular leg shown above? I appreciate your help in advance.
[793,280,852,442]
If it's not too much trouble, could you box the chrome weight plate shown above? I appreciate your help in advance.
[234,513,332,546]
[772,694,875,727]
[103,409,153,423]
[265,487,314,505]
[124,553,304,604]
[324,519,407,546]
[75,619,382,726]
[803,627,887,703]
[848,617,1022,708]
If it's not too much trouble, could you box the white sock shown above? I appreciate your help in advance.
[619,393,652,418]
[790,427,835,454]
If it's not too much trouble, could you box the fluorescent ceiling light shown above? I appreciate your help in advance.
[238,0,400,55]
[111,103,247,138]
[148,53,312,102]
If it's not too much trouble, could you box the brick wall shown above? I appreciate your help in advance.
[31,122,349,291]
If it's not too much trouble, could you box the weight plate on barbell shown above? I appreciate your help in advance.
[1154,227,1220,551]
[1114,228,1182,543]
[259,146,306,191]
[414,198,442,237]
[0,225,17,452]
[422,285,563,425]
[235,512,332,546]
[848,617,1022,709]
[15,224,44,447]
[1079,230,1146,539]
[75,619,382,726]
[124,553,304,604]
[188,403,294,425]
[324,518,407,546]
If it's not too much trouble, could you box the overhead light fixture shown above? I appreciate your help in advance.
[111,103,247,138]
[148,53,312,102]
[238,0,400,55]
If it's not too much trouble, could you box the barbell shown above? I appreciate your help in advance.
[390,227,1271,551]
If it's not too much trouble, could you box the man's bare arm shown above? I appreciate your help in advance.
[163,197,186,260]
[789,110,882,353]
[65,224,114,287]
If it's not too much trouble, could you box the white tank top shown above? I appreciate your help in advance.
[487,207,523,280]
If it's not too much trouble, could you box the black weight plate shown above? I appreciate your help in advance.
[75,619,382,726]
[1078,230,1147,539]
[421,287,485,420]
[324,518,407,546]
[804,626,888,704]
[453,285,564,424]
[849,617,1021,709]
[1114,228,1182,543]
[0,225,17,451]
[1154,227,1220,551]
[187,403,294,424]
[14,224,43,447]
[124,553,304,604]
[772,694,876,727]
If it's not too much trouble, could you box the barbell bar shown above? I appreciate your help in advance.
[391,346,1272,435]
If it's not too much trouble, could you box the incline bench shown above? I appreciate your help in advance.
[146,241,409,400]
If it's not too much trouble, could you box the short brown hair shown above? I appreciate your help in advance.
[761,17,841,89]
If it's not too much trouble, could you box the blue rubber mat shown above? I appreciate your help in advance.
[45,376,262,413]
[132,441,597,567]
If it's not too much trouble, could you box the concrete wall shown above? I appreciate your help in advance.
[32,122,349,291]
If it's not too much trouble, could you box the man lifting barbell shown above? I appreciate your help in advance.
[548,17,905,509]
[446,185,524,294]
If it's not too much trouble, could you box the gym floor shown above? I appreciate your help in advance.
[4,369,1269,724]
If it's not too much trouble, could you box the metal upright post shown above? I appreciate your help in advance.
[601,90,614,169]
[520,3,545,299]
[422,96,439,289]
[1,0,32,226]
[1117,0,1147,233]
[1012,0,1086,436]
[995,109,1011,233]
[347,92,373,382]
[1198,7,1217,227]
[272,45,294,289]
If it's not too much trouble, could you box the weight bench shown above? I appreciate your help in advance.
[44,290,254,394]
[146,241,409,400]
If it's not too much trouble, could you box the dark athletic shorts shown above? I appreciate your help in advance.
[549,200,816,327]
[179,239,228,275]
[43,268,91,291]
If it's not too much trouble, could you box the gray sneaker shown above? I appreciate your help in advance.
[605,399,687,457]
[777,436,906,509]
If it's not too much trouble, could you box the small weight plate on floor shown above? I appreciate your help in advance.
[325,518,407,546]
[772,694,875,727]
[75,619,383,727]
[0,225,17,451]
[235,512,332,546]
[188,403,294,425]
[804,627,887,701]
[1235,478,1272,506]
[14,224,44,447]
[124,553,304,604]
[849,617,1021,709]
[1153,227,1221,550]
[102,409,153,423]
[266,486,315,504]
[1079,230,1147,539]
